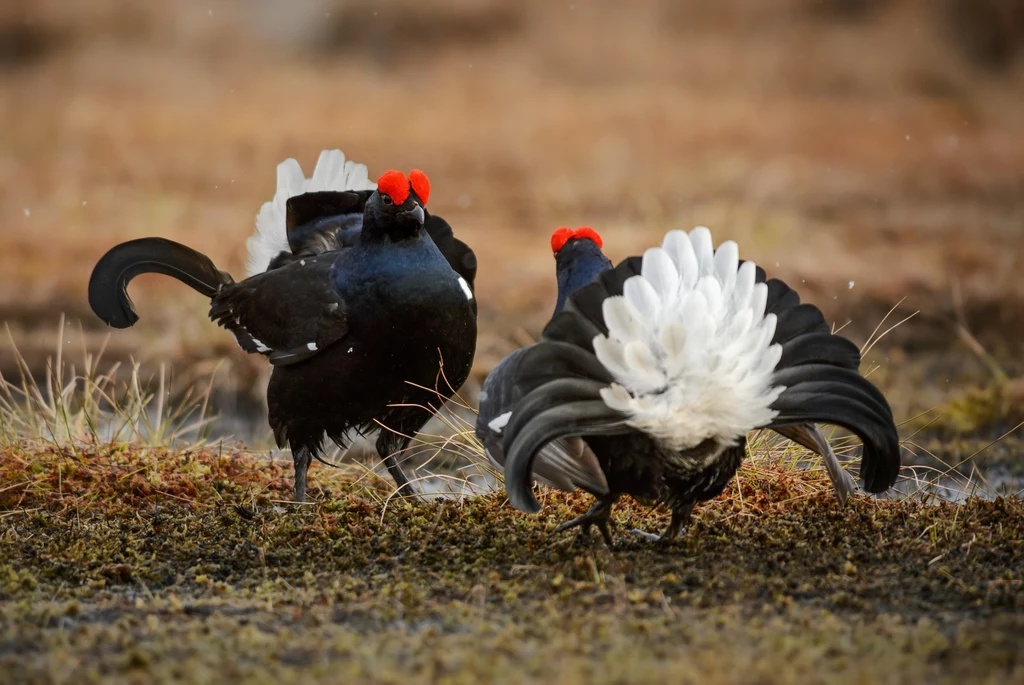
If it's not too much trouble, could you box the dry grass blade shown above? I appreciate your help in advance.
[1,317,218,451]
[906,419,1024,501]
[862,309,919,358]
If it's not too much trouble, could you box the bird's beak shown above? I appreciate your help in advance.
[402,203,426,226]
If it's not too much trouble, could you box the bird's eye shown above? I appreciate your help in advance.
[382,194,393,206]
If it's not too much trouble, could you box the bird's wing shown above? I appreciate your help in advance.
[476,346,609,497]
[286,191,371,254]
[772,423,854,504]
[424,212,478,291]
[246,150,376,276]
[493,342,630,513]
[209,253,349,366]
[766,364,900,494]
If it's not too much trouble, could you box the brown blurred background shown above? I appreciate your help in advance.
[1,0,1023,446]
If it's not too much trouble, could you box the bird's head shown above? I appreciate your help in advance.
[364,169,431,241]
[550,226,612,317]
[551,226,605,261]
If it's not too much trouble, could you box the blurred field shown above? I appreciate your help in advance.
[1,3,1023,429]
[3,0,1024,373]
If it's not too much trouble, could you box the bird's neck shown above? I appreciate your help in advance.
[358,217,422,245]
[342,228,443,272]
[553,252,612,316]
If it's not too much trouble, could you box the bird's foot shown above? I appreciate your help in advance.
[628,528,665,543]
[553,496,616,546]
[629,503,693,545]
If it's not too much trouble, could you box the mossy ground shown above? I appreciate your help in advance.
[2,443,1021,684]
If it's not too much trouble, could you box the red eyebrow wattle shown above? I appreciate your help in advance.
[571,227,602,248]
[409,169,430,205]
[551,226,603,253]
[550,227,575,254]
[377,170,410,205]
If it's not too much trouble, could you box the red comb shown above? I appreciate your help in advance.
[409,169,430,205]
[551,226,603,254]
[550,227,574,254]
[377,170,410,206]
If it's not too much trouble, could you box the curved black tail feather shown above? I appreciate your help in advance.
[88,237,233,328]
[769,364,901,493]
[504,399,631,513]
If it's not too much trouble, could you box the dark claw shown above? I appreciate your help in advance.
[553,496,617,546]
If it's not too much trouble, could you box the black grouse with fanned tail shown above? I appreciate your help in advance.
[489,227,900,544]
[89,168,478,502]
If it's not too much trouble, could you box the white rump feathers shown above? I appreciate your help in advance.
[595,227,784,450]
[245,150,377,277]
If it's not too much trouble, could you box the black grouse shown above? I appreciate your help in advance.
[477,227,612,492]
[486,226,901,543]
[89,168,478,502]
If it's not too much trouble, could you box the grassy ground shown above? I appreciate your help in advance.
[0,341,1020,683]
[1,442,1022,684]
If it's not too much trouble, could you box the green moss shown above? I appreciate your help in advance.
[911,377,1024,436]
[0,444,1022,684]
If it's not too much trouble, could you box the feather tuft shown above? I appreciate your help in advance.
[246,150,376,277]
[592,227,784,450]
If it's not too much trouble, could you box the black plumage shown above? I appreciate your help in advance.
[489,236,901,543]
[89,175,478,501]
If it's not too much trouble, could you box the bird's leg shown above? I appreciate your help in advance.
[662,501,695,540]
[630,501,695,544]
[554,494,617,546]
[376,432,417,497]
[293,446,314,503]
[383,452,414,494]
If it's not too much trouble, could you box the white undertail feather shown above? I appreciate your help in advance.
[488,411,512,433]
[245,150,377,276]
[595,227,785,450]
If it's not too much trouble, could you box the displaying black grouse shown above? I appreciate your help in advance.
[89,168,478,502]
[477,227,612,492]
[485,227,901,543]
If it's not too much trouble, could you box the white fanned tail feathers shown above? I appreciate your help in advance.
[245,150,377,277]
[595,227,784,450]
